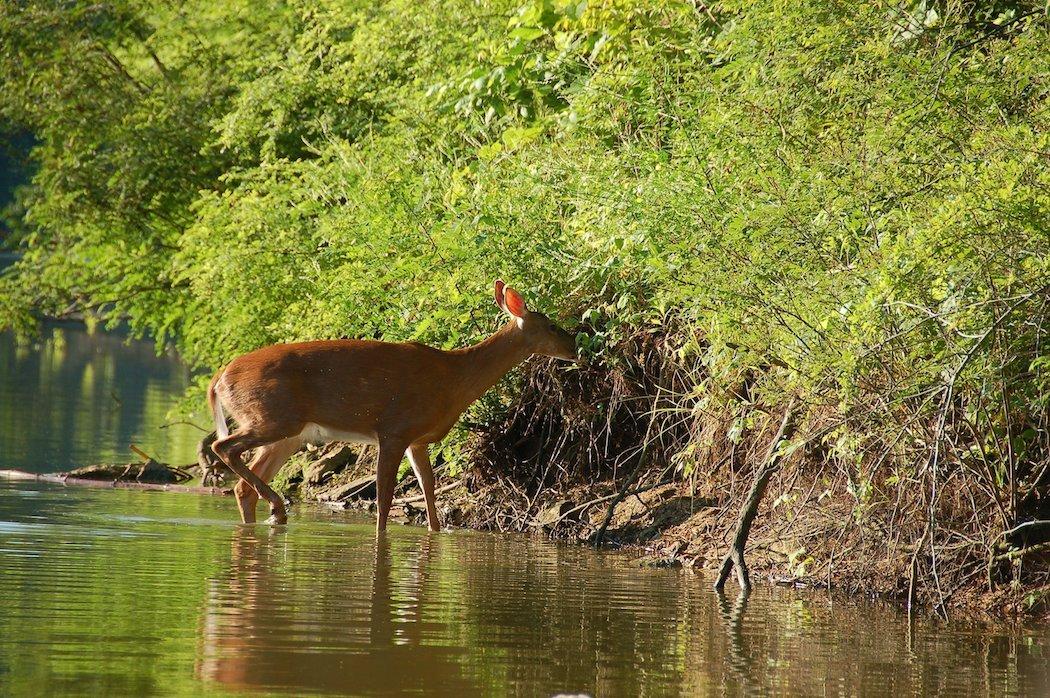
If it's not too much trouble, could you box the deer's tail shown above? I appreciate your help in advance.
[207,370,229,439]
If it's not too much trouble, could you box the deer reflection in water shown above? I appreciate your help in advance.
[195,526,476,695]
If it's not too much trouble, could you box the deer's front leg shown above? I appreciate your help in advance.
[375,439,407,534]
[407,443,440,532]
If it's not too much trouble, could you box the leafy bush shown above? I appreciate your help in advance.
[1,2,1047,558]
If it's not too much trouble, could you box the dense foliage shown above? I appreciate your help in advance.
[2,0,1048,603]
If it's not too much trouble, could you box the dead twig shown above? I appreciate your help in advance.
[392,480,463,505]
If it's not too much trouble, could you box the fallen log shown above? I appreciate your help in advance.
[317,473,376,502]
[393,480,462,506]
[0,469,230,496]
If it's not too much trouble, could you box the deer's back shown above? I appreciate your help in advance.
[217,339,456,439]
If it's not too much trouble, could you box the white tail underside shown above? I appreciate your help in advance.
[212,376,230,439]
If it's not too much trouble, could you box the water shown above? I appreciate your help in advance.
[0,322,201,471]
[0,482,1047,697]
[1,325,1048,695]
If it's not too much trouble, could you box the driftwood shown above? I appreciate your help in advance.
[392,480,462,505]
[0,469,229,495]
[714,396,800,593]
[317,473,377,502]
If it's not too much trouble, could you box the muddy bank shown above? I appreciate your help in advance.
[201,433,1044,621]
[8,417,1046,620]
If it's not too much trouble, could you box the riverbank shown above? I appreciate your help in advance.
[262,430,1050,621]
[6,439,1047,621]
[9,397,1047,623]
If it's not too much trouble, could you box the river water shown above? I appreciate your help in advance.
[0,322,201,471]
[0,326,1048,696]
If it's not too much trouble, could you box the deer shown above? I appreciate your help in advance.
[207,280,577,532]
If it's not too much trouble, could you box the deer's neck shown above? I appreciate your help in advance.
[449,321,530,407]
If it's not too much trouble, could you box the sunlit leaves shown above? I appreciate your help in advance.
[0,0,1047,486]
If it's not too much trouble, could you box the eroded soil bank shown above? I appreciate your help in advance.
[244,430,1048,621]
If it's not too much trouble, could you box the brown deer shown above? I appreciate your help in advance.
[208,280,577,531]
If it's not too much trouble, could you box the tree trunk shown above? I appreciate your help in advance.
[714,396,801,592]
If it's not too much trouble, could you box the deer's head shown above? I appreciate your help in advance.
[495,280,577,361]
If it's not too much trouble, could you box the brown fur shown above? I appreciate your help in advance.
[209,283,576,531]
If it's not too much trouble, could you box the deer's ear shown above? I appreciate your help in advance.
[503,287,528,318]
[494,279,507,312]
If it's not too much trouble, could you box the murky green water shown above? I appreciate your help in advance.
[0,322,201,471]
[0,482,1047,696]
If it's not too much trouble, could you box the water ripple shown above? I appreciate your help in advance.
[0,483,1047,697]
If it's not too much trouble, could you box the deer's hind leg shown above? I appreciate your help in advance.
[213,426,301,524]
[231,436,302,524]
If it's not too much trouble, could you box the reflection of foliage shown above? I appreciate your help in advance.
[0,488,230,695]
[0,323,200,469]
